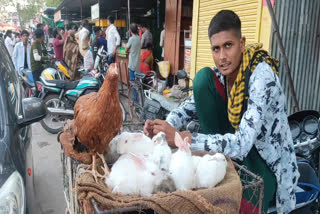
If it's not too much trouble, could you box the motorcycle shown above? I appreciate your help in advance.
[38,73,101,134]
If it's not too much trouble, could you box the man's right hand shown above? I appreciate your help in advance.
[144,120,155,138]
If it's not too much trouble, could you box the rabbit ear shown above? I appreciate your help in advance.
[129,153,146,170]
[174,132,184,148]
[133,133,143,139]
[180,136,190,152]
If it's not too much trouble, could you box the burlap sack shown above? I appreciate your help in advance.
[75,151,242,214]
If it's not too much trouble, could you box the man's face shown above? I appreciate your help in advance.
[22,34,28,44]
[210,30,245,77]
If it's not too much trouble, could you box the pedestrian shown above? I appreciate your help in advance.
[63,30,80,80]
[4,30,16,57]
[12,30,31,72]
[126,23,141,103]
[36,23,48,57]
[160,22,165,61]
[140,24,152,49]
[99,30,108,52]
[91,26,102,61]
[77,20,93,71]
[53,28,65,62]
[105,15,120,65]
[30,29,53,96]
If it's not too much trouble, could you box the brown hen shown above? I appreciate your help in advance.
[73,63,123,181]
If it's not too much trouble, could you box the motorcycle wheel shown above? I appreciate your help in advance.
[40,94,72,134]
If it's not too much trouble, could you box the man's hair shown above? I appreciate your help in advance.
[208,10,241,39]
[53,28,59,38]
[82,19,89,27]
[130,23,138,35]
[107,16,115,24]
[6,30,12,36]
[21,30,29,36]
[34,29,44,39]
[93,26,101,34]
[36,23,43,29]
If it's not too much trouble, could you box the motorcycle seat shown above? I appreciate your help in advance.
[46,80,80,90]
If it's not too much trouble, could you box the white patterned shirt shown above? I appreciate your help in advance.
[166,62,299,214]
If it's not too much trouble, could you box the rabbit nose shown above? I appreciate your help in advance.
[160,132,166,138]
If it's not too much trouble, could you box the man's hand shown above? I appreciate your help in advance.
[144,120,155,138]
[152,119,178,147]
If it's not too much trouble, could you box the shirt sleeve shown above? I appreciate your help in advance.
[127,37,132,49]
[115,29,121,46]
[166,95,197,130]
[190,63,276,159]
[12,45,18,71]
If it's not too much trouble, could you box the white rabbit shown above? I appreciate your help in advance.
[150,132,172,171]
[168,132,194,190]
[191,156,202,188]
[106,132,154,162]
[105,153,170,196]
[196,153,227,189]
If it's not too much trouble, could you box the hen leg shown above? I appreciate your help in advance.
[82,153,99,182]
[97,153,110,177]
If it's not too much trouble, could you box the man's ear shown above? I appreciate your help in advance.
[240,37,246,53]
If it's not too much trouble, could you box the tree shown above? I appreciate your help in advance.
[45,0,63,7]
[16,0,44,27]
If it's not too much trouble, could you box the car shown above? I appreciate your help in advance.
[0,38,46,213]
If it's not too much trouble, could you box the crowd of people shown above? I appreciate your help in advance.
[3,16,165,98]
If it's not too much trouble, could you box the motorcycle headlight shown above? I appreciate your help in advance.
[0,171,25,214]
[302,115,318,138]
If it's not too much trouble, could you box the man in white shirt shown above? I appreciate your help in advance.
[5,30,16,57]
[77,20,93,71]
[105,16,120,65]
[12,30,31,72]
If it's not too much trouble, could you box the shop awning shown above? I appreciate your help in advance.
[56,0,155,21]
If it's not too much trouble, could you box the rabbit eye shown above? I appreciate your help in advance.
[151,172,156,176]
[125,140,128,144]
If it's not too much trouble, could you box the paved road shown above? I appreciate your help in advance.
[30,123,66,214]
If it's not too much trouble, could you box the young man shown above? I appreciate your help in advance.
[5,30,16,57]
[140,24,153,49]
[77,20,93,71]
[30,29,53,96]
[12,30,31,72]
[126,23,141,103]
[36,23,48,57]
[91,26,102,61]
[105,16,120,65]
[53,28,65,62]
[144,10,299,213]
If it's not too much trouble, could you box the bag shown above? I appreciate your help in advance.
[157,61,170,78]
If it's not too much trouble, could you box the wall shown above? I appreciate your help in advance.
[271,0,320,114]
[190,0,263,79]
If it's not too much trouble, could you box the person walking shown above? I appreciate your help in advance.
[12,30,31,72]
[126,23,141,103]
[53,28,65,62]
[105,16,120,65]
[140,24,153,49]
[160,22,165,61]
[5,30,16,57]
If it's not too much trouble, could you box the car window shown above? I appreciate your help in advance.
[0,40,22,118]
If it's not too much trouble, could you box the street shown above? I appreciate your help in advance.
[30,122,66,214]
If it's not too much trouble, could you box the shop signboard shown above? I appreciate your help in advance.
[54,10,61,23]
[91,3,99,20]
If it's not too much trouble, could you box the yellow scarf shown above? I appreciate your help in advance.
[228,43,279,130]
